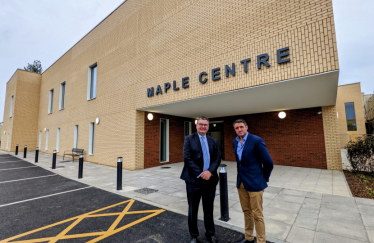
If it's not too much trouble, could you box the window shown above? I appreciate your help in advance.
[45,130,49,150]
[87,64,97,100]
[89,123,95,155]
[345,102,357,131]
[10,95,14,117]
[59,82,66,110]
[39,131,42,149]
[48,89,54,114]
[74,125,79,148]
[160,119,169,162]
[56,128,60,152]
[184,121,192,136]
[6,133,9,150]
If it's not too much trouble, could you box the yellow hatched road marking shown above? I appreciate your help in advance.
[0,199,165,243]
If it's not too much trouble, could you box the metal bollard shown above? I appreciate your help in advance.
[78,155,84,179]
[219,164,230,222]
[117,157,123,190]
[52,150,57,169]
[15,144,19,155]
[35,147,39,163]
[23,145,27,158]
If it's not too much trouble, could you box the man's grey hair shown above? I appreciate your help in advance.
[233,119,247,127]
[197,116,209,124]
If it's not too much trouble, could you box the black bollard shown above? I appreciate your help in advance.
[15,144,19,155]
[78,155,83,179]
[117,157,123,190]
[52,150,57,169]
[35,147,39,163]
[23,145,27,158]
[219,164,230,222]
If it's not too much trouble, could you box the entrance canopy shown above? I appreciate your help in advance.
[138,71,339,118]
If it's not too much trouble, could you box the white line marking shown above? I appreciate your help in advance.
[0,166,37,171]
[0,174,57,184]
[0,161,25,163]
[0,186,92,207]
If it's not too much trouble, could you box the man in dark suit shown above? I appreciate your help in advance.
[232,119,273,243]
[181,116,221,243]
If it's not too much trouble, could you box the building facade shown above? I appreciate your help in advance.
[1,0,342,170]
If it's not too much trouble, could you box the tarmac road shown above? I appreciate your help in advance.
[0,154,258,243]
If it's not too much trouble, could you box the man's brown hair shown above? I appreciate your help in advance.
[233,119,247,127]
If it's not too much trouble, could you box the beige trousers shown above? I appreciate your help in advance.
[237,183,266,243]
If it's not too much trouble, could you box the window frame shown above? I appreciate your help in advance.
[48,89,54,114]
[45,129,49,151]
[74,125,79,149]
[89,122,95,155]
[59,82,66,110]
[56,128,60,152]
[184,121,192,137]
[10,95,14,117]
[87,63,97,100]
[344,102,357,131]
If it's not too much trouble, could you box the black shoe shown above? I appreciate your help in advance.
[191,237,198,243]
[207,235,218,243]
[235,237,254,243]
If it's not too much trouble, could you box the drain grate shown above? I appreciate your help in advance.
[134,188,158,195]
[161,167,171,169]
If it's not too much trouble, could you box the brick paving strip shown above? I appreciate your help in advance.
[2,150,374,242]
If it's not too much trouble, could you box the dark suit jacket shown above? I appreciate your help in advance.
[180,132,221,185]
[233,133,273,192]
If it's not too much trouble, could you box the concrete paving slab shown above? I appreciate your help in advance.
[367,227,374,243]
[317,218,368,242]
[306,192,323,199]
[273,194,305,204]
[264,218,292,241]
[286,225,315,243]
[279,188,308,197]
[319,207,363,225]
[294,215,318,230]
[266,200,302,214]
[358,204,374,216]
[362,214,374,228]
[263,207,297,225]
[314,232,369,243]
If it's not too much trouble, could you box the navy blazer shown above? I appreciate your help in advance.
[233,133,273,192]
[180,132,221,185]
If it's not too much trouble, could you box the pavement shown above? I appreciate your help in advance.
[2,149,374,243]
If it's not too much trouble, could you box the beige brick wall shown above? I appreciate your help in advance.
[4,0,339,169]
[1,70,41,152]
[1,71,17,151]
[336,83,366,147]
[322,106,342,170]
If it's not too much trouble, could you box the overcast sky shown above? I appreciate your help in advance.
[0,0,373,121]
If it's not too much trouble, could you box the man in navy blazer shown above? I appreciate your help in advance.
[181,117,221,243]
[232,119,273,243]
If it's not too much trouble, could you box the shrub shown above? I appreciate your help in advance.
[345,135,374,173]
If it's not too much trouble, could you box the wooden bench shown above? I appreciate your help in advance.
[63,148,84,162]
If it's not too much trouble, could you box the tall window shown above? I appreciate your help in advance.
[39,131,42,149]
[345,102,357,131]
[160,119,169,162]
[6,133,9,150]
[10,95,14,117]
[59,82,66,110]
[74,125,79,148]
[45,130,49,150]
[89,123,95,155]
[87,64,97,100]
[184,121,192,136]
[48,89,54,114]
[56,128,60,152]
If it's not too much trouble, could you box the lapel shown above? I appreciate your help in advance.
[193,132,203,155]
[241,132,251,156]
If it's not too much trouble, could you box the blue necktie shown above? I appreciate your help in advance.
[201,136,210,171]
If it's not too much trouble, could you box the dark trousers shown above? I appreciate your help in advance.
[186,182,216,238]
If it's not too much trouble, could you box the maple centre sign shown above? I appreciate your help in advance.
[147,47,290,97]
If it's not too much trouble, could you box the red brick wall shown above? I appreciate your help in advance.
[144,113,195,168]
[220,107,327,169]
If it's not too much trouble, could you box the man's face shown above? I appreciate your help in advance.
[196,119,209,136]
[234,122,248,137]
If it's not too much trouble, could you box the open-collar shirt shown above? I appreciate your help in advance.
[235,132,249,161]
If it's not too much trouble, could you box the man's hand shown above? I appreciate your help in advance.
[201,170,212,180]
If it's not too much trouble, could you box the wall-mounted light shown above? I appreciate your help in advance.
[317,111,322,115]
[95,117,100,124]
[278,111,286,119]
[3,131,5,134]
[147,113,153,121]
[195,119,198,124]
[337,112,339,118]
[213,124,216,127]
[44,128,47,132]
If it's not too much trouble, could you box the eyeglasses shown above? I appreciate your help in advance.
[198,124,209,127]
